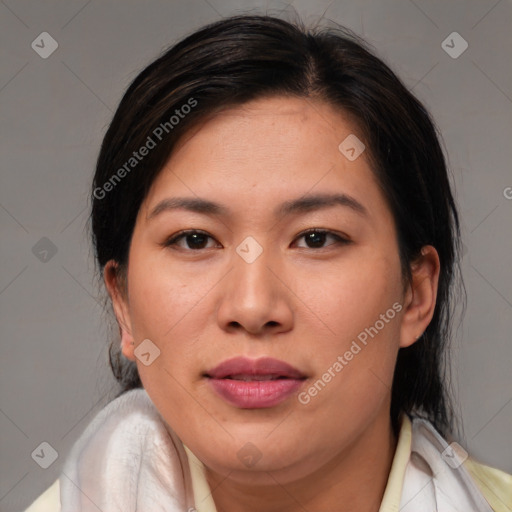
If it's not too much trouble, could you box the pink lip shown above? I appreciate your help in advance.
[205,357,306,409]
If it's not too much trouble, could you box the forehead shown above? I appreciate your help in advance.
[141,96,385,223]
[170,96,361,173]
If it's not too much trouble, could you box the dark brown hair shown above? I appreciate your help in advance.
[91,14,463,436]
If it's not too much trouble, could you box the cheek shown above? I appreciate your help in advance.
[294,252,402,347]
[126,254,213,342]
[125,268,203,416]
[293,253,402,412]
[124,258,216,401]
[296,310,400,439]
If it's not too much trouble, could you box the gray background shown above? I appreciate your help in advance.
[1,0,511,510]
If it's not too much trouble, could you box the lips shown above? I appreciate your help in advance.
[205,356,305,380]
[205,357,306,409]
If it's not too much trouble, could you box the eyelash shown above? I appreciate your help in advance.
[162,228,351,251]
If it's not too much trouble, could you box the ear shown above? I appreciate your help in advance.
[399,245,440,348]
[103,260,136,361]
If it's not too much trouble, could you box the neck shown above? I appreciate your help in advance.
[205,411,398,512]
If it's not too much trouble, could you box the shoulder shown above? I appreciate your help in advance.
[464,458,512,512]
[24,479,60,511]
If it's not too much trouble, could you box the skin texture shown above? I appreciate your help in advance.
[104,96,440,512]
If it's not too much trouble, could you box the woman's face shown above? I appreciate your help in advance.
[107,96,438,485]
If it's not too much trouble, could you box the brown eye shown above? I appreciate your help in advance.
[294,229,350,249]
[164,230,219,250]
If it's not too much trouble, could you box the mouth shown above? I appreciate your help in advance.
[204,357,307,409]
[205,356,306,380]
[221,374,295,381]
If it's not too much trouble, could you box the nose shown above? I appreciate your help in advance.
[216,245,294,336]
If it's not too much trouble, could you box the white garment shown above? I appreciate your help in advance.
[401,419,495,511]
[60,389,195,512]
[58,388,498,512]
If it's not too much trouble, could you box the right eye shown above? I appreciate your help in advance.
[163,230,221,251]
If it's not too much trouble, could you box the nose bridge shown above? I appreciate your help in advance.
[217,236,293,334]
[232,236,277,308]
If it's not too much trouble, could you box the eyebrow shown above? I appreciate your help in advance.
[148,193,368,220]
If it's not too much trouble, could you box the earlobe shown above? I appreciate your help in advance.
[399,246,440,349]
[103,261,136,361]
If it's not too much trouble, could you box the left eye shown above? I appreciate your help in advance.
[294,229,349,249]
